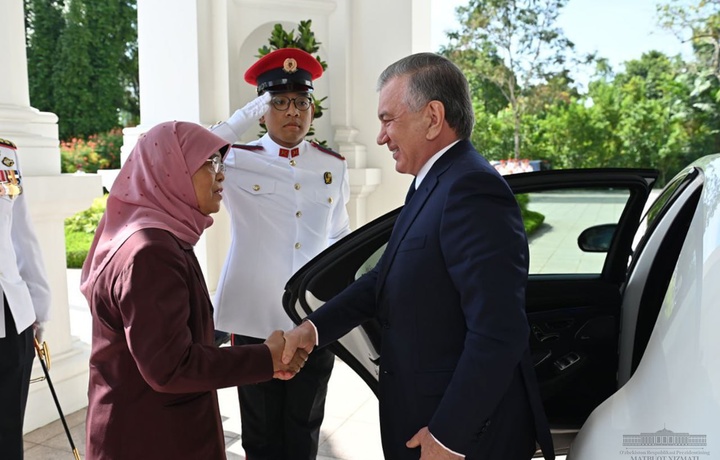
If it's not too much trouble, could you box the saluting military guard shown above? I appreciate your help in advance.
[212,48,351,459]
[0,138,51,460]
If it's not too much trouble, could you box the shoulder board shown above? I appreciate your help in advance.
[311,142,345,160]
[231,144,265,152]
[0,138,17,149]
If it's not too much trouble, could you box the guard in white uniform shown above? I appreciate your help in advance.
[212,48,351,459]
[0,138,51,460]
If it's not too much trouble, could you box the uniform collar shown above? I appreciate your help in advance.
[260,134,305,158]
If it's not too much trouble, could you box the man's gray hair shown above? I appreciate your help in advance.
[377,53,474,140]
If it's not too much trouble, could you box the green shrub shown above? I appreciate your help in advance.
[522,208,545,235]
[65,195,108,267]
[65,228,96,268]
[517,193,545,236]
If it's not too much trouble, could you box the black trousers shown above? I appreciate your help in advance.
[0,297,34,460]
[233,334,335,460]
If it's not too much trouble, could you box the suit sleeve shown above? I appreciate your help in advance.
[11,181,52,323]
[115,242,273,393]
[308,264,380,347]
[429,170,531,452]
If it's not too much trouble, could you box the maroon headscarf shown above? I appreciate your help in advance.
[80,121,229,298]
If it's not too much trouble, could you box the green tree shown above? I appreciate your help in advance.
[443,0,585,160]
[659,0,720,158]
[25,0,65,113]
[52,0,95,140]
[659,0,720,82]
[84,1,138,133]
[529,51,710,185]
[25,0,138,141]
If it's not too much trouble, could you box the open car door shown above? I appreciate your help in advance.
[283,168,658,456]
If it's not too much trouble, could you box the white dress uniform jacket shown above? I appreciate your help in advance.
[212,130,351,338]
[0,145,51,338]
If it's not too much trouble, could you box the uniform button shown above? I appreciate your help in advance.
[296,211,302,218]
[295,242,301,249]
[294,183,301,190]
[253,184,261,191]
[290,159,297,166]
[327,197,333,204]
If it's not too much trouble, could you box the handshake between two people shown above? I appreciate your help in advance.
[263,322,319,380]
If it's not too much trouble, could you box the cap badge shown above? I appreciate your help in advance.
[324,171,332,185]
[283,58,298,74]
[2,157,15,168]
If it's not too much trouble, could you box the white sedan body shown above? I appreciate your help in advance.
[569,155,720,459]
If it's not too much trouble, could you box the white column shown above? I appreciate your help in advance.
[340,0,432,222]
[121,0,205,162]
[326,0,382,230]
[1,0,103,432]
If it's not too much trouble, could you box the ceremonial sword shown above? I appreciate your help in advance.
[33,338,81,460]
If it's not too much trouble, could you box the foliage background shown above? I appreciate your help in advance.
[24,0,720,266]
[25,0,137,266]
[441,0,720,186]
[25,0,139,141]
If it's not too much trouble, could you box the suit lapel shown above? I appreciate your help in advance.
[376,143,465,294]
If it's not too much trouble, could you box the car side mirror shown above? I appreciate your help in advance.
[578,224,616,253]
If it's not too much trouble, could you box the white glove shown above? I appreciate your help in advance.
[32,321,45,344]
[225,92,272,139]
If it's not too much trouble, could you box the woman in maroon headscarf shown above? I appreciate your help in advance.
[80,121,306,459]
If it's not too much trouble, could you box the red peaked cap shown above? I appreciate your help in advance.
[244,48,324,94]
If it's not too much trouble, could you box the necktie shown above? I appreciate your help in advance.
[405,178,417,204]
[279,148,299,158]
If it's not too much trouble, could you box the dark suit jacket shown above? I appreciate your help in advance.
[309,141,553,459]
[85,228,273,459]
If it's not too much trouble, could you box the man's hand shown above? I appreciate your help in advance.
[264,330,308,380]
[406,427,464,459]
[282,321,317,365]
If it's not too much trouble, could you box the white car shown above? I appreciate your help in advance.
[283,155,720,458]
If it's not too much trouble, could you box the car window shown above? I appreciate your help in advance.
[355,244,385,280]
[351,187,635,279]
[522,188,631,275]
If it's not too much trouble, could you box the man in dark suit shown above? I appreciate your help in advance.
[283,52,554,460]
